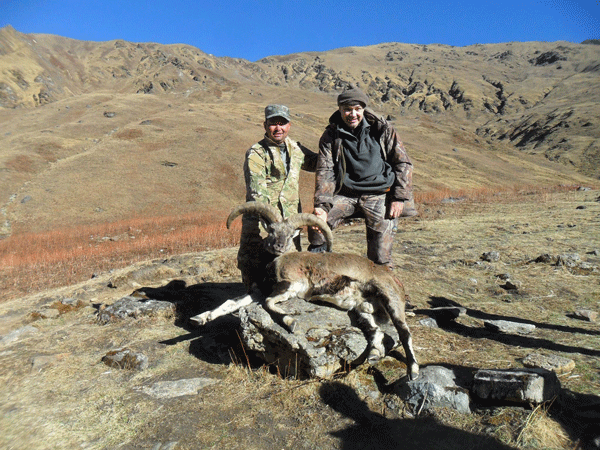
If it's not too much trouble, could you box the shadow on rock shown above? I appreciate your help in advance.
[319,381,515,450]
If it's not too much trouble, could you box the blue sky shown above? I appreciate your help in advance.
[2,0,599,61]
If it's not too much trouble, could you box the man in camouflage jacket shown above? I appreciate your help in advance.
[239,104,318,290]
[312,87,415,268]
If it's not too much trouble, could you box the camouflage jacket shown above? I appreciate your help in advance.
[244,135,317,219]
[314,108,413,212]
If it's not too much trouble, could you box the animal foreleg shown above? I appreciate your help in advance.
[264,283,304,332]
[189,294,255,326]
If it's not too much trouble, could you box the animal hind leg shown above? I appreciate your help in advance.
[354,308,386,364]
[389,312,419,379]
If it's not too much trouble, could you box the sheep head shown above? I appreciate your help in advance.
[227,202,333,255]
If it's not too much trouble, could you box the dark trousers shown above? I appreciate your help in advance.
[316,192,396,268]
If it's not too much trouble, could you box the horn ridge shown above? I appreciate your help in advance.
[287,213,333,251]
[226,201,283,229]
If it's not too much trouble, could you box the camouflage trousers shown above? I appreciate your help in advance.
[314,192,396,268]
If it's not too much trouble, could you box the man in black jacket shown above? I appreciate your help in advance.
[311,87,415,268]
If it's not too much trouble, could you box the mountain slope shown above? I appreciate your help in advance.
[0,26,598,236]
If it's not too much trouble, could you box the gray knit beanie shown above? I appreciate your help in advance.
[337,87,369,107]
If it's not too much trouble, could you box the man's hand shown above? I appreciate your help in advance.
[388,201,404,219]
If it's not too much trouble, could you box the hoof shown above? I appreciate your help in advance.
[190,312,211,326]
[283,316,298,333]
[407,364,419,380]
[367,348,383,365]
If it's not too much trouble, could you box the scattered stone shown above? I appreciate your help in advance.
[522,353,576,374]
[500,280,519,291]
[576,205,586,210]
[21,195,32,204]
[572,309,597,322]
[102,348,148,370]
[419,317,439,328]
[135,378,219,399]
[441,196,467,203]
[496,273,511,281]
[472,368,561,404]
[586,250,599,256]
[151,442,179,450]
[396,365,471,414]
[533,253,557,264]
[481,251,500,262]
[103,111,116,118]
[427,306,466,324]
[556,253,581,267]
[0,325,38,346]
[97,296,175,324]
[484,319,536,334]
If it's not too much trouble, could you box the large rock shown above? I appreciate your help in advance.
[395,365,471,414]
[238,297,403,379]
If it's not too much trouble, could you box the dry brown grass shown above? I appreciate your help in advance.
[0,184,585,302]
[0,209,241,300]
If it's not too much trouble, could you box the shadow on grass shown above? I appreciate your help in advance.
[424,296,600,357]
[320,381,515,450]
[421,296,600,448]
[135,279,262,366]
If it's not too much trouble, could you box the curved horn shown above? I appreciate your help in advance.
[287,213,333,251]
[226,201,283,229]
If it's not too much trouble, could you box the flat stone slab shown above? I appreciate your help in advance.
[396,365,471,414]
[97,296,175,324]
[0,325,38,346]
[472,368,561,404]
[522,353,576,374]
[135,378,219,399]
[483,319,536,335]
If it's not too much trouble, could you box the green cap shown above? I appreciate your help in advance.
[265,104,291,122]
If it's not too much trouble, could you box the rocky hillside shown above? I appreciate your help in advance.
[0,25,599,235]
[2,25,599,176]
